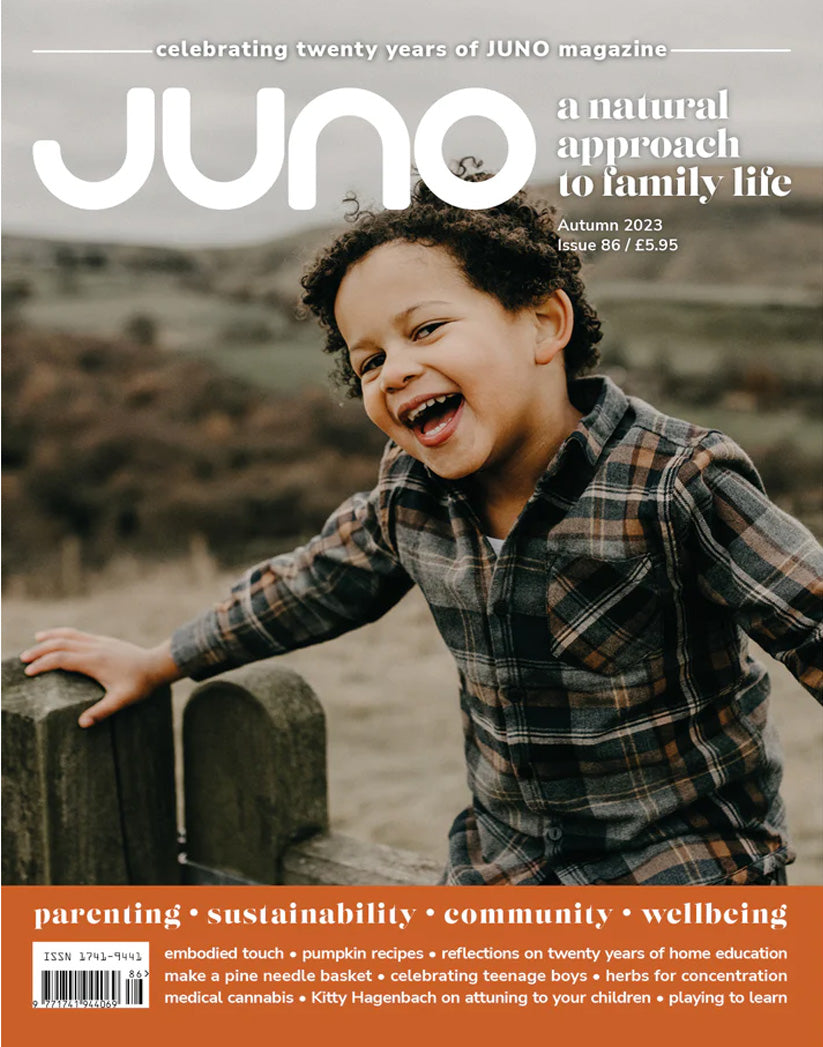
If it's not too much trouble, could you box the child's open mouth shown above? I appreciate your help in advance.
[403,393,464,446]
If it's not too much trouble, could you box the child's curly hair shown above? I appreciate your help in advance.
[301,166,602,397]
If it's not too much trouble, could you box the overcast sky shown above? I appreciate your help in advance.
[3,0,821,245]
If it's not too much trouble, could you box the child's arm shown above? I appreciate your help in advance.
[674,432,823,700]
[20,628,184,727]
[166,455,413,685]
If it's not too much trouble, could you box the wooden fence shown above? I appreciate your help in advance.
[1,658,440,887]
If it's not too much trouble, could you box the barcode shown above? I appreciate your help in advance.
[33,942,149,1008]
[39,970,145,1004]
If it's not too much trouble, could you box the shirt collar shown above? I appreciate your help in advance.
[566,374,630,468]
[531,375,630,505]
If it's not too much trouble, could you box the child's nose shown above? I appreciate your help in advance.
[379,348,423,392]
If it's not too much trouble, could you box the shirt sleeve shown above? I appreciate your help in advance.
[672,431,823,701]
[170,459,413,681]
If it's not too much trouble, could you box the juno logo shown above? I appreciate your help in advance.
[32,87,537,212]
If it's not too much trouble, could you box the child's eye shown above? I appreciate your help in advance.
[358,351,385,377]
[413,321,445,340]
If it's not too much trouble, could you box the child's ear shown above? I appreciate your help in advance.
[533,290,574,365]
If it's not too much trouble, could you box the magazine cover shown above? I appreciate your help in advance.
[3,0,821,1043]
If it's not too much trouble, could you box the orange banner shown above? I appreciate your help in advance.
[4,885,821,1046]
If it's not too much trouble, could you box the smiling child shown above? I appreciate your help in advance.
[22,173,823,886]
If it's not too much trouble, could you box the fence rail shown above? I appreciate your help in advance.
[1,658,439,886]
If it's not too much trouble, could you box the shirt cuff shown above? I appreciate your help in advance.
[170,610,243,682]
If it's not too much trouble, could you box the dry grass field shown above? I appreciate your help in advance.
[4,559,821,884]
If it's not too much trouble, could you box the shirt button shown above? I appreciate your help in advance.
[492,599,507,616]
[546,826,563,842]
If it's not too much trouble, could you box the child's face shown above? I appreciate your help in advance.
[334,241,567,484]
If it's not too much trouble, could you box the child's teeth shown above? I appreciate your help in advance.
[408,396,445,423]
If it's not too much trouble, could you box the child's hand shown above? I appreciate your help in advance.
[19,628,182,728]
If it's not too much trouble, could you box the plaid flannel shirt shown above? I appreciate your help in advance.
[172,377,823,885]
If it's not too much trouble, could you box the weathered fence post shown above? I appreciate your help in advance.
[1,658,179,884]
[182,664,329,885]
[3,656,441,887]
